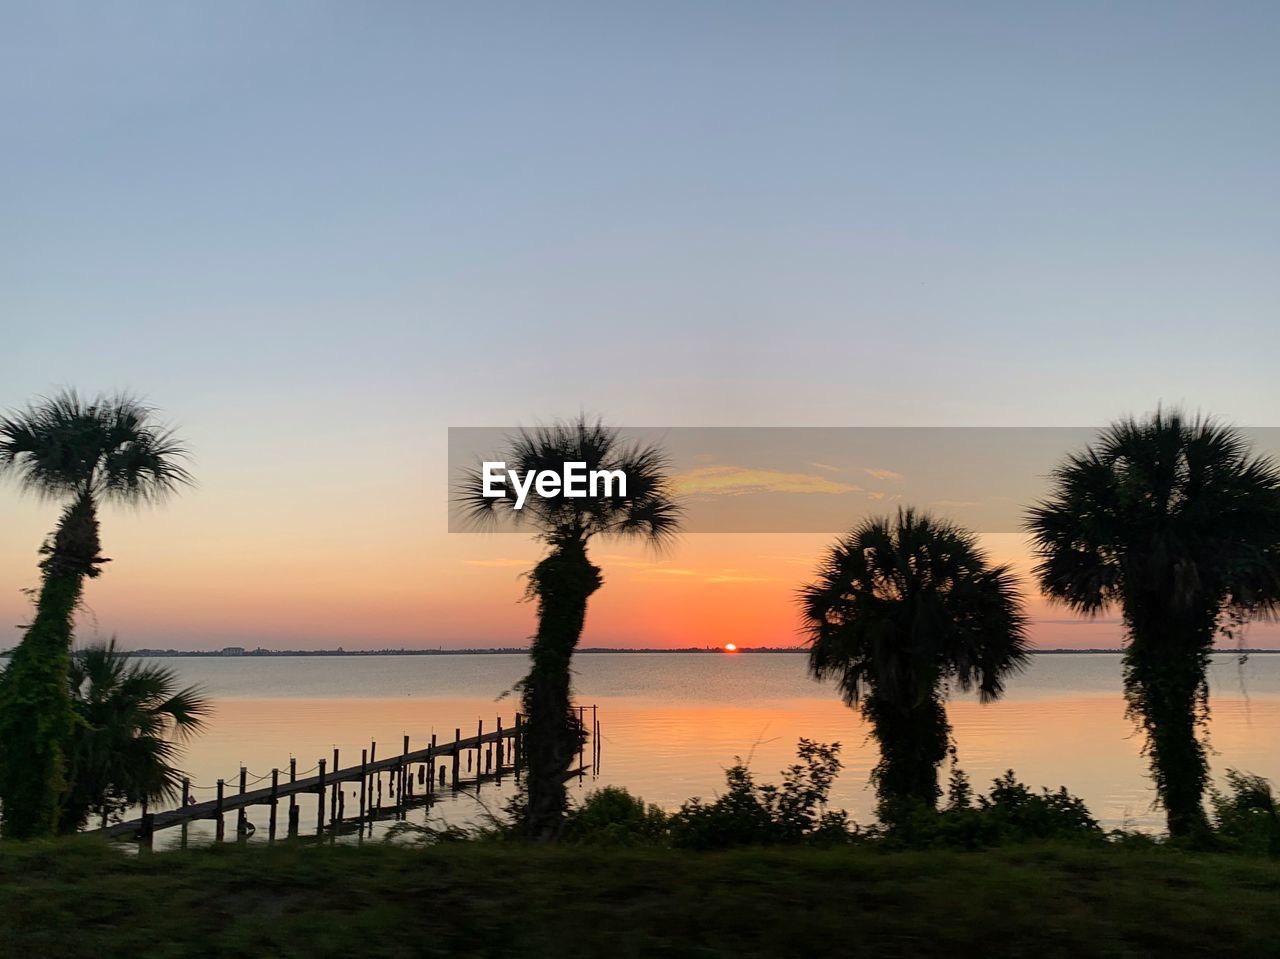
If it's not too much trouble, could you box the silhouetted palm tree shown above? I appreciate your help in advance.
[800,508,1029,823]
[0,391,190,838]
[1027,411,1280,839]
[458,418,680,840]
[59,639,209,833]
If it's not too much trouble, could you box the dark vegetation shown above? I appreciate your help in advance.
[457,418,680,840]
[3,400,1280,955]
[3,838,1280,959]
[799,509,1030,824]
[415,739,1280,857]
[61,640,208,832]
[557,742,1112,851]
[0,391,191,838]
[1027,411,1280,839]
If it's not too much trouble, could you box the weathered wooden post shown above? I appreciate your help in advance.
[428,733,437,796]
[452,728,461,786]
[237,766,249,838]
[269,768,280,842]
[577,706,586,780]
[359,748,368,823]
[514,713,523,775]
[496,718,504,775]
[331,747,340,822]
[215,778,225,842]
[402,734,410,808]
[316,758,327,834]
[288,757,298,830]
[138,800,154,852]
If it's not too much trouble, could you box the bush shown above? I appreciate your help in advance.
[562,787,669,846]
[887,768,1103,849]
[1210,769,1280,856]
[669,740,855,850]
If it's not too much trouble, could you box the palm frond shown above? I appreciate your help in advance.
[454,416,682,550]
[0,390,192,506]
[799,508,1029,710]
[62,639,210,828]
[1025,408,1280,623]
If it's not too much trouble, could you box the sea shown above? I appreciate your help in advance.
[119,650,1280,846]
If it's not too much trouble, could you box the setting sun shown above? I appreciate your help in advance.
[723,643,738,653]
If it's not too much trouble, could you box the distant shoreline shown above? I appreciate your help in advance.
[5,646,1276,658]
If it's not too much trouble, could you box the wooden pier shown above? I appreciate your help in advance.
[93,706,601,846]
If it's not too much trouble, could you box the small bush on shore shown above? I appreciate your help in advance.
[883,768,1103,849]
[669,740,854,849]
[562,741,855,849]
[1210,770,1280,856]
[562,786,669,846]
[560,747,1111,852]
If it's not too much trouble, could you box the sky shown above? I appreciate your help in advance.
[2,2,1278,650]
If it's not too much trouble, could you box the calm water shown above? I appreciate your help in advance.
[132,651,1280,845]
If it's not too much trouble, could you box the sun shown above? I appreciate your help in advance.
[723,643,738,653]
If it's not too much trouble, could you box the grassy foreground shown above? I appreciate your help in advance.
[2,840,1279,958]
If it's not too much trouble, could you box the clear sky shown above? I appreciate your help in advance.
[3,2,1278,649]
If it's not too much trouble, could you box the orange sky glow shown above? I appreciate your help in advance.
[5,503,1275,651]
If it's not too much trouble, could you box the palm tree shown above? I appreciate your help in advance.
[0,391,190,838]
[800,508,1029,823]
[1027,411,1280,839]
[458,418,680,840]
[59,639,209,833]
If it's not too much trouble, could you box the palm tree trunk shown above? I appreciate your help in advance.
[865,693,950,824]
[522,540,601,841]
[1123,634,1213,840]
[0,493,103,839]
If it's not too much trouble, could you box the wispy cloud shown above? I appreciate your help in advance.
[808,461,841,473]
[595,554,697,576]
[672,465,860,497]
[763,554,818,566]
[603,553,778,584]
[704,570,774,584]
[863,467,903,481]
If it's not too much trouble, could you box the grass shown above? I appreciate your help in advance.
[2,839,1279,958]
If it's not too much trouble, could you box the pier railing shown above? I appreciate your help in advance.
[91,705,601,846]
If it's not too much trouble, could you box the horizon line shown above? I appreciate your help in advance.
[12,646,1278,657]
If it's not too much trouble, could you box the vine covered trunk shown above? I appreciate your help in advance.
[1123,607,1216,840]
[0,493,105,839]
[522,539,601,841]
[864,692,950,824]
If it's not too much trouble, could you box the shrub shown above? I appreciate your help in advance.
[888,768,1103,849]
[562,787,669,846]
[1210,769,1280,856]
[669,740,855,849]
